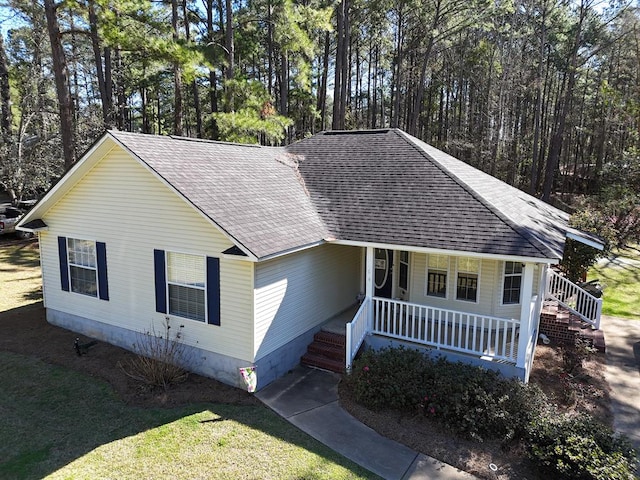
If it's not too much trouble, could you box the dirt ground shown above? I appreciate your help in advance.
[1,239,612,479]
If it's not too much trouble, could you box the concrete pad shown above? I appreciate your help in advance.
[603,316,640,452]
[256,366,340,418]
[289,401,418,480]
[403,454,478,480]
[257,365,479,480]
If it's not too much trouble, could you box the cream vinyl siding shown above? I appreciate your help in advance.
[253,243,360,360]
[39,145,254,362]
[410,253,543,320]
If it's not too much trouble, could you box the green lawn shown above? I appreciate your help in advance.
[0,351,376,480]
[588,245,640,319]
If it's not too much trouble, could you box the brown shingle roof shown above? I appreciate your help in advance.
[109,130,329,259]
[109,129,583,260]
[288,129,566,259]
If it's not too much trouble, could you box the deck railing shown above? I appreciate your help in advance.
[345,297,371,371]
[371,297,519,363]
[546,269,602,329]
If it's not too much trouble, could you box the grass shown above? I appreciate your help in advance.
[588,244,640,319]
[0,352,374,480]
[0,239,378,480]
[0,239,42,311]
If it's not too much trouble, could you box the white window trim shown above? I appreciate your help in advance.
[425,254,449,299]
[455,257,481,304]
[165,250,208,323]
[398,251,410,295]
[67,237,98,298]
[501,261,523,306]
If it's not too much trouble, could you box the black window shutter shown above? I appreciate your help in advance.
[96,242,109,300]
[58,236,70,291]
[206,256,221,326]
[154,249,167,313]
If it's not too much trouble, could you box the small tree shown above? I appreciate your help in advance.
[209,78,293,145]
[561,208,615,282]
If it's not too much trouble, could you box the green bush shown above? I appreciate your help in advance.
[345,346,638,477]
[345,346,430,411]
[526,413,637,480]
[345,347,546,442]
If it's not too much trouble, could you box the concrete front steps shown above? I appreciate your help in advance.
[540,302,606,352]
[301,331,346,373]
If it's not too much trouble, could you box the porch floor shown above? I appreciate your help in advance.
[321,304,360,334]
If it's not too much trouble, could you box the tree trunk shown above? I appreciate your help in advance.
[225,0,235,81]
[279,52,290,142]
[542,1,587,202]
[183,0,202,138]
[88,0,111,128]
[0,33,12,141]
[205,0,218,116]
[104,47,113,117]
[391,7,403,129]
[529,1,548,195]
[332,0,347,130]
[171,0,183,136]
[316,32,330,131]
[43,0,75,168]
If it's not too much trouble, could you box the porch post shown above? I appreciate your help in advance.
[365,246,374,329]
[516,262,535,369]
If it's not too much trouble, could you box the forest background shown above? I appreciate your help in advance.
[0,0,638,249]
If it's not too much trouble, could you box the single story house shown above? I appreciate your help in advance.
[18,129,603,390]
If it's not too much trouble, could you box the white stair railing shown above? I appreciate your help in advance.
[345,297,370,371]
[546,269,602,329]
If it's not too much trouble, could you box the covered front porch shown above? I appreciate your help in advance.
[302,244,603,383]
[302,245,545,382]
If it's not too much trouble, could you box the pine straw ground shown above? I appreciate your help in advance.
[339,344,611,480]
[1,239,611,479]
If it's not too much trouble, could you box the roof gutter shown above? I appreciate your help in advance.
[331,239,559,264]
[566,231,605,251]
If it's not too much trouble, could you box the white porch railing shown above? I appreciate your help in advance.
[546,269,603,329]
[345,297,371,371]
[370,297,519,363]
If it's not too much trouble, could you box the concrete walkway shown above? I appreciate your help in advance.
[603,315,640,452]
[256,366,478,480]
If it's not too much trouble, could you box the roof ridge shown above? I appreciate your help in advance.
[108,129,269,149]
[396,130,557,259]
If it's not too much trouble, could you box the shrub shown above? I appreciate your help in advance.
[344,346,430,410]
[561,337,597,374]
[119,318,190,390]
[526,413,637,480]
[346,347,547,442]
[423,357,546,442]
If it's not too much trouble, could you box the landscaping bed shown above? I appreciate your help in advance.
[339,345,631,480]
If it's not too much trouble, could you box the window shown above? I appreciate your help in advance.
[502,261,523,305]
[456,257,480,302]
[399,251,409,291]
[154,249,220,325]
[167,252,206,322]
[68,238,97,296]
[57,236,109,300]
[426,254,448,298]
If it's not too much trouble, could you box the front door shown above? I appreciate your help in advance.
[374,248,393,298]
